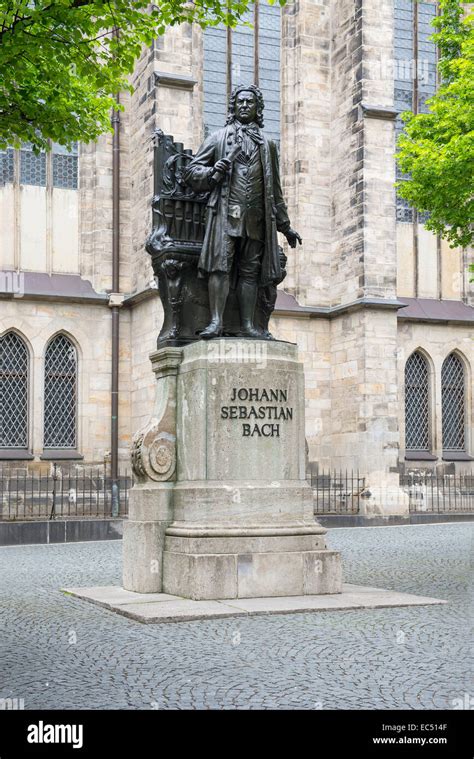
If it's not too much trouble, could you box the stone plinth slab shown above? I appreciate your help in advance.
[63,584,447,624]
[162,542,342,600]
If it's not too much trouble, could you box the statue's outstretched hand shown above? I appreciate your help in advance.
[285,228,302,248]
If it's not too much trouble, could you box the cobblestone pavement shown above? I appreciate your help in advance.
[0,523,471,710]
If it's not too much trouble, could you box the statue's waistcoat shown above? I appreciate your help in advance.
[227,147,265,241]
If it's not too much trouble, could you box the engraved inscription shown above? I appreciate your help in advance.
[221,387,293,437]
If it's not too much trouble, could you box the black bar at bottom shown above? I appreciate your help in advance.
[0,709,471,757]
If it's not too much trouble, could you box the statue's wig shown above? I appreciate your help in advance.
[226,84,265,128]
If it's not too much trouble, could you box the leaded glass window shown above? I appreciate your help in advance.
[203,1,281,141]
[232,6,255,92]
[258,2,280,140]
[405,351,431,451]
[203,26,228,136]
[394,0,437,222]
[52,142,78,189]
[20,143,47,186]
[0,149,15,185]
[4,142,78,188]
[44,335,77,449]
[442,353,465,451]
[0,332,29,448]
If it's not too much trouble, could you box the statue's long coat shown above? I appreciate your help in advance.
[183,124,290,287]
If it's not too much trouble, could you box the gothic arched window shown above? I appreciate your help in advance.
[44,335,77,449]
[442,353,466,452]
[405,351,431,452]
[0,332,29,448]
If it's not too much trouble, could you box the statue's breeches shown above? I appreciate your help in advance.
[224,235,264,283]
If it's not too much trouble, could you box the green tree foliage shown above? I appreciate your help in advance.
[396,0,473,256]
[0,0,286,151]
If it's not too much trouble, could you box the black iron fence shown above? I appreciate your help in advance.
[310,469,365,514]
[0,464,131,521]
[310,469,474,514]
[2,465,472,520]
[400,472,474,513]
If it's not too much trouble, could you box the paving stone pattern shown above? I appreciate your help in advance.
[0,524,471,710]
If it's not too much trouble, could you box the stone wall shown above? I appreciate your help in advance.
[330,0,364,306]
[128,26,203,298]
[0,299,131,464]
[129,295,163,433]
[270,310,474,478]
[280,0,332,307]
[329,309,400,475]
[397,321,474,469]
[330,0,398,305]
[271,313,331,465]
[79,134,113,294]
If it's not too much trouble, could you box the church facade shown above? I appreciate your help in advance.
[0,0,472,510]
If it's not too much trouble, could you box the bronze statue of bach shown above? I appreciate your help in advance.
[183,84,301,339]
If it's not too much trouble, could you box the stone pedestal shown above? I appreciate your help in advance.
[124,339,342,599]
[123,348,181,593]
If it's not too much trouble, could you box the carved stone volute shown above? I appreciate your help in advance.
[131,348,183,482]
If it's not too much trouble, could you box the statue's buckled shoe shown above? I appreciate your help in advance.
[239,325,262,339]
[200,321,223,339]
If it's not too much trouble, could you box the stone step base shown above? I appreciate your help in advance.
[64,583,447,624]
[162,545,342,600]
